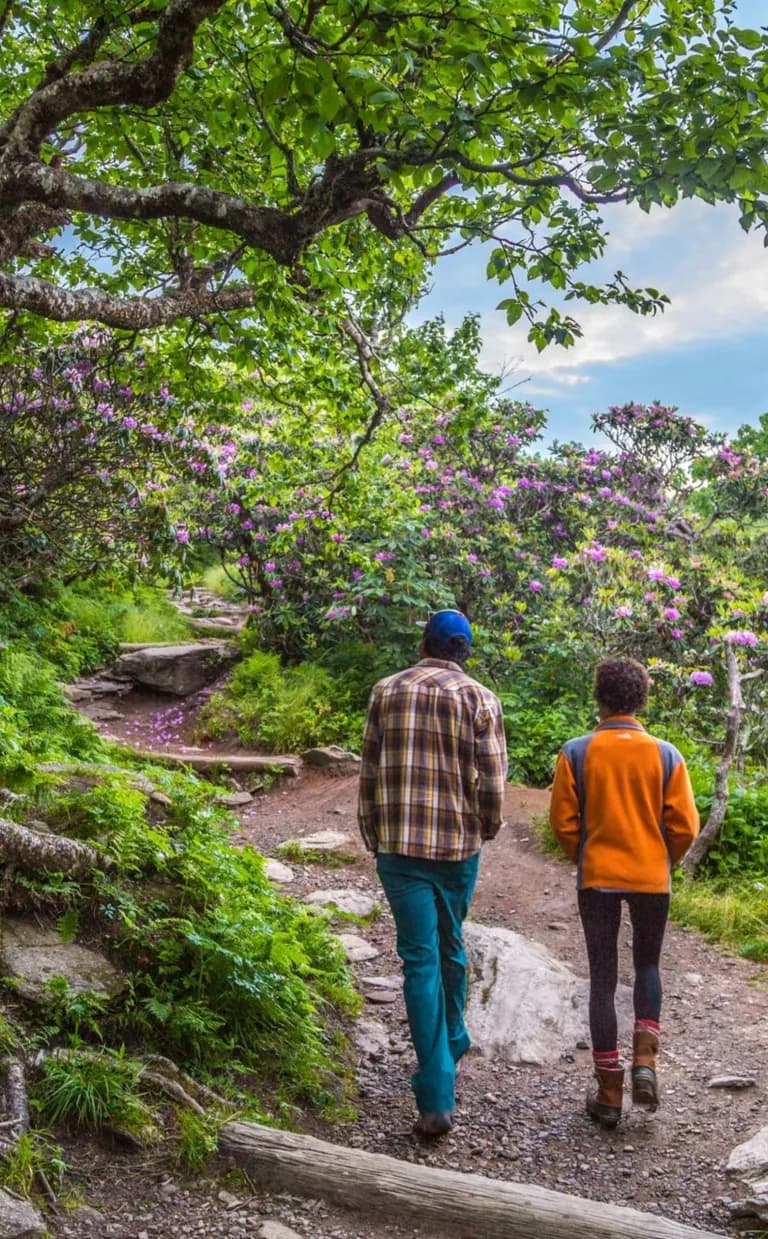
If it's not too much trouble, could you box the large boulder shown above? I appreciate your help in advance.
[726,1127,768,1223]
[0,1191,44,1238]
[464,922,630,1065]
[114,640,237,696]
[1,919,124,1003]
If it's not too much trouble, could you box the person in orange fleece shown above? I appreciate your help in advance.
[550,657,699,1129]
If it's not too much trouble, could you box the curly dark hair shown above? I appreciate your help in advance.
[594,657,650,716]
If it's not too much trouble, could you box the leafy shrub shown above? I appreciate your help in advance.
[175,1108,222,1170]
[671,876,768,958]
[0,1133,66,1200]
[499,694,590,787]
[34,1051,148,1131]
[0,647,101,781]
[110,586,192,644]
[319,641,401,711]
[698,782,768,876]
[200,649,365,752]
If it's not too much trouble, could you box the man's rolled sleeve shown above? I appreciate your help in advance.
[475,697,508,839]
[549,751,582,862]
[357,688,382,853]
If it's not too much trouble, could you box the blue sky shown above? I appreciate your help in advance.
[414,0,768,444]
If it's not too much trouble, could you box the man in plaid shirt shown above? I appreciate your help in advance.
[358,609,508,1136]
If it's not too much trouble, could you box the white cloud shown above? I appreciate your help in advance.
[479,201,768,389]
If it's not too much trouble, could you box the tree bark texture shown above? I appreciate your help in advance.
[0,817,99,878]
[220,1120,724,1239]
[681,645,744,876]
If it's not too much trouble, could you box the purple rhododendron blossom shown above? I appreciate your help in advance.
[529,580,543,592]
[615,606,632,618]
[551,556,569,569]
[689,671,714,687]
[663,607,680,621]
[583,545,606,562]
[727,630,759,647]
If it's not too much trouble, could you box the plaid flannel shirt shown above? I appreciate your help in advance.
[357,658,508,861]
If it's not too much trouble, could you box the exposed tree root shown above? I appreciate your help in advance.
[0,816,101,878]
[139,1054,229,1110]
[0,1052,31,1168]
[138,1069,206,1117]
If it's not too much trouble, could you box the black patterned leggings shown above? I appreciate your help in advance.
[578,888,670,1053]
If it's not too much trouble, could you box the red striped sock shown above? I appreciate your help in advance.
[634,1019,660,1036]
[593,1049,621,1070]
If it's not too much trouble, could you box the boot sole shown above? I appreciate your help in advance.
[586,1100,621,1130]
[632,1066,659,1109]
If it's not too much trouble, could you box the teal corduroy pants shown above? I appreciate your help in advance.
[376,849,480,1115]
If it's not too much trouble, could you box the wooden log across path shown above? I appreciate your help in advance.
[220,1120,723,1239]
[130,749,301,777]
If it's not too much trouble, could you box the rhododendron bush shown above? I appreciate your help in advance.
[5,318,768,763]
[0,335,230,591]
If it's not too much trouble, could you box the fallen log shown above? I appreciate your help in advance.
[220,1120,723,1239]
[131,750,301,777]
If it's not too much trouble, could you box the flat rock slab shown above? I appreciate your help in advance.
[264,859,295,885]
[336,933,380,962]
[0,1190,45,1238]
[114,640,238,696]
[259,1222,303,1239]
[81,704,123,722]
[353,1018,390,1058]
[361,974,401,1004]
[359,974,401,989]
[363,988,399,1004]
[215,791,254,807]
[464,922,630,1066]
[1,919,123,1003]
[302,745,362,775]
[709,1074,756,1089]
[304,889,378,918]
[282,829,353,857]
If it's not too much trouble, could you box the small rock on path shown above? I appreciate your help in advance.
[336,933,380,962]
[304,889,378,918]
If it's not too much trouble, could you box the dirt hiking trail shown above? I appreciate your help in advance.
[229,774,768,1238]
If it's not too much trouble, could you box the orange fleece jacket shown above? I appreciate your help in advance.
[549,716,699,893]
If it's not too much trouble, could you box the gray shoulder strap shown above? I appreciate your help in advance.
[562,734,592,819]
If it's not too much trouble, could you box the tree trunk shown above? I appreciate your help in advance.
[220,1120,723,1239]
[681,645,744,877]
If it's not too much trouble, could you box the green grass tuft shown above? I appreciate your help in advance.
[671,876,768,958]
[531,812,567,859]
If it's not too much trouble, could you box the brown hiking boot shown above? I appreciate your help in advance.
[632,1029,659,1109]
[586,1067,624,1130]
